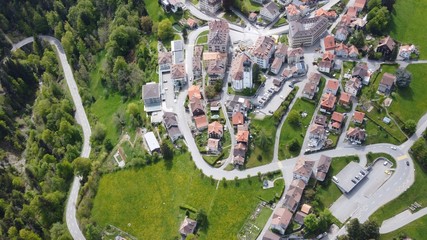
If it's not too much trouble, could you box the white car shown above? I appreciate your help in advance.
[391,146,397,150]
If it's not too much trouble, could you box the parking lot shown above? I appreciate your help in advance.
[160,72,177,111]
[330,159,393,223]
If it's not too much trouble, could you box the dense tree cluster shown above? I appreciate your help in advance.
[339,219,380,240]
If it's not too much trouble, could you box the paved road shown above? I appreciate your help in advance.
[380,207,427,234]
[12,36,90,240]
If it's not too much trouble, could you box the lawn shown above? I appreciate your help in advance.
[91,153,285,240]
[247,116,276,168]
[366,152,397,166]
[273,17,287,27]
[145,0,184,23]
[389,64,427,126]
[360,64,398,100]
[314,156,360,211]
[380,214,427,240]
[278,98,317,160]
[388,0,427,59]
[197,35,207,45]
[358,105,407,144]
[370,158,427,225]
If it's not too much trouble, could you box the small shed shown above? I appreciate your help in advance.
[144,131,161,153]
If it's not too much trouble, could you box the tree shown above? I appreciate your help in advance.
[395,68,412,88]
[140,16,153,33]
[318,209,333,232]
[349,30,365,48]
[196,209,209,231]
[368,0,381,10]
[346,219,362,240]
[366,7,390,35]
[288,110,300,128]
[411,138,427,167]
[72,157,91,179]
[158,19,173,41]
[361,220,380,240]
[205,85,217,99]
[403,119,416,136]
[127,102,139,117]
[256,130,272,149]
[382,0,396,11]
[161,142,174,160]
[304,214,319,233]
[91,123,107,145]
[289,139,301,153]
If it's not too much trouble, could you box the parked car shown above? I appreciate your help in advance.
[406,161,410,166]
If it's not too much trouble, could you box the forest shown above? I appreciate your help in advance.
[0,0,176,239]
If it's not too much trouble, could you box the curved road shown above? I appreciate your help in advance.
[12,36,90,240]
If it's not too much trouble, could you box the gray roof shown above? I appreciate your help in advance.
[208,19,229,45]
[143,82,160,99]
[334,161,368,193]
[171,40,184,52]
[262,2,280,16]
[163,112,178,128]
[144,131,160,152]
[289,16,329,38]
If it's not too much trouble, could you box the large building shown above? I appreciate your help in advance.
[199,0,222,14]
[333,161,369,193]
[230,53,253,91]
[288,16,329,47]
[260,2,280,22]
[208,19,230,53]
[250,36,275,69]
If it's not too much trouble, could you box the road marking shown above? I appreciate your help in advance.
[397,154,408,161]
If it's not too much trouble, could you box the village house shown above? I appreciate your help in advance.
[288,16,329,48]
[286,4,302,21]
[186,18,198,29]
[230,53,253,91]
[270,58,282,75]
[346,127,366,144]
[287,47,304,64]
[352,62,370,85]
[353,0,366,12]
[275,43,288,63]
[309,124,326,140]
[190,97,205,117]
[284,179,306,212]
[323,34,336,52]
[345,77,362,96]
[399,45,417,60]
[202,52,228,65]
[248,12,258,22]
[339,92,352,107]
[320,92,337,114]
[158,51,172,72]
[252,0,266,4]
[302,82,318,99]
[378,72,396,95]
[293,157,315,183]
[314,8,337,20]
[163,112,182,142]
[330,111,345,132]
[335,27,349,42]
[263,231,281,240]
[236,129,249,144]
[349,45,359,58]
[335,43,349,58]
[188,85,202,100]
[232,111,245,126]
[314,114,328,127]
[318,60,332,73]
[250,36,276,69]
[208,19,230,53]
[294,211,307,225]
[325,79,340,95]
[208,121,223,139]
[233,142,247,166]
[179,217,197,237]
[260,2,280,22]
[207,138,221,154]
[206,58,226,82]
[376,36,396,57]
[171,63,187,89]
[142,82,161,113]
[353,111,365,124]
[316,155,332,181]
[270,208,293,235]
[346,6,358,18]
[199,0,222,14]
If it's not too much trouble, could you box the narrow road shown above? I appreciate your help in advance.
[380,207,427,234]
[12,36,90,240]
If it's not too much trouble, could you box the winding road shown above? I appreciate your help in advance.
[12,36,90,240]
[8,2,427,239]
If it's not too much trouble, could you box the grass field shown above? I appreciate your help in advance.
[366,152,397,166]
[89,52,142,144]
[145,0,183,23]
[380,214,427,240]
[247,116,276,168]
[360,64,398,100]
[314,156,360,211]
[370,158,427,225]
[389,64,427,125]
[389,0,427,59]
[278,98,316,159]
[92,153,285,240]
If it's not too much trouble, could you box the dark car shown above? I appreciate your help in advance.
[406,161,410,166]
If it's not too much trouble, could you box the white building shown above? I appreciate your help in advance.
[231,53,253,91]
[144,131,160,153]
[250,36,275,69]
[199,0,222,14]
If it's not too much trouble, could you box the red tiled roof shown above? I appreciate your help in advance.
[331,112,344,123]
[232,112,244,125]
[353,111,365,123]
